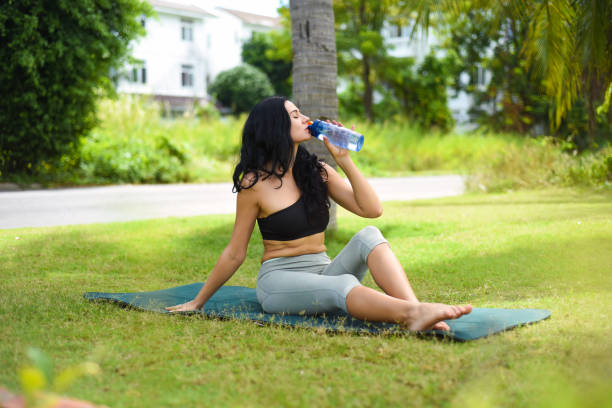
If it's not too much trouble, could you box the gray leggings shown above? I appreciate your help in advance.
[256,226,388,315]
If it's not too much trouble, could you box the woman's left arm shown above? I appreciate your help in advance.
[321,133,383,218]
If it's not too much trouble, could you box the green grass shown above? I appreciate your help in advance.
[1,188,611,407]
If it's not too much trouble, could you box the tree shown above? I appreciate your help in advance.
[521,0,612,142]
[209,64,275,114]
[381,54,456,131]
[290,0,340,230]
[443,8,551,135]
[414,0,612,145]
[241,8,293,98]
[334,0,401,121]
[241,32,292,97]
[0,0,151,176]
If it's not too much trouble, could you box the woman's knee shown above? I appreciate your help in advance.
[356,225,383,240]
[353,226,388,258]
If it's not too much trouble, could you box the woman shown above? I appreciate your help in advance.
[166,96,471,331]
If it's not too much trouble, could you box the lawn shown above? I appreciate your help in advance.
[1,188,611,407]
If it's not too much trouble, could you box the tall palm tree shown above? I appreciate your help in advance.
[290,0,340,230]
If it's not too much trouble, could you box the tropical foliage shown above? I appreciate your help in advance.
[414,0,612,146]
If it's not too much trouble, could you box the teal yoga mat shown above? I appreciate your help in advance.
[84,283,551,341]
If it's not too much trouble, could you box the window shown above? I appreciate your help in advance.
[388,24,403,38]
[181,18,194,41]
[181,64,194,87]
[472,64,486,87]
[129,61,146,84]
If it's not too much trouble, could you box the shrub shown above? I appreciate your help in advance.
[467,138,612,192]
[0,0,150,176]
[77,96,191,184]
[209,64,275,114]
[69,95,239,185]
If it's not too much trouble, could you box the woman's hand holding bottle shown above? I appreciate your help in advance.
[308,119,365,153]
[320,120,352,162]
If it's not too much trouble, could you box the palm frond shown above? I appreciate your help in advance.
[575,0,612,80]
[522,0,580,128]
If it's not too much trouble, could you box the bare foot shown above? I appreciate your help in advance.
[405,302,472,331]
[432,321,450,331]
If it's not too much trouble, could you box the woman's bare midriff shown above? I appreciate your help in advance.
[261,232,326,263]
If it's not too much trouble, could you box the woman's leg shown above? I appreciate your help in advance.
[257,253,361,315]
[366,243,418,301]
[324,226,418,301]
[365,237,455,329]
[257,270,360,315]
[345,286,472,331]
[326,226,464,330]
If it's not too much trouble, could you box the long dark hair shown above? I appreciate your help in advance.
[232,96,329,220]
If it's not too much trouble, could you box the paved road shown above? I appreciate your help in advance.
[0,176,465,229]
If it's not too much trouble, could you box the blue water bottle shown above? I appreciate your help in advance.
[307,120,365,152]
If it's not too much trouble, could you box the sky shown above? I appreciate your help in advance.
[175,0,285,17]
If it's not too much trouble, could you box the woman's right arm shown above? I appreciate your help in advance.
[165,186,259,312]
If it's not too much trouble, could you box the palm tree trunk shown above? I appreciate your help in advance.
[290,0,339,231]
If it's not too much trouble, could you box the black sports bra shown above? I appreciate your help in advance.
[257,196,329,241]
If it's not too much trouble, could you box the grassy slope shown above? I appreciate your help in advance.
[1,188,611,407]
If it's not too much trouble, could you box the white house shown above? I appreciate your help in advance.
[116,0,280,113]
[209,8,281,79]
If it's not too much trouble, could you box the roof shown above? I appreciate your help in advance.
[217,7,281,28]
[148,0,215,18]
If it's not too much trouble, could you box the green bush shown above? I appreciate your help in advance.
[209,64,275,114]
[79,133,190,184]
[0,0,150,176]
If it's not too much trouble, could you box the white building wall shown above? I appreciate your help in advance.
[206,12,243,80]
[386,26,434,62]
[116,2,281,110]
[117,7,212,102]
[206,10,280,80]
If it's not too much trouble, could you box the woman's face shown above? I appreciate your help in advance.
[285,101,311,144]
